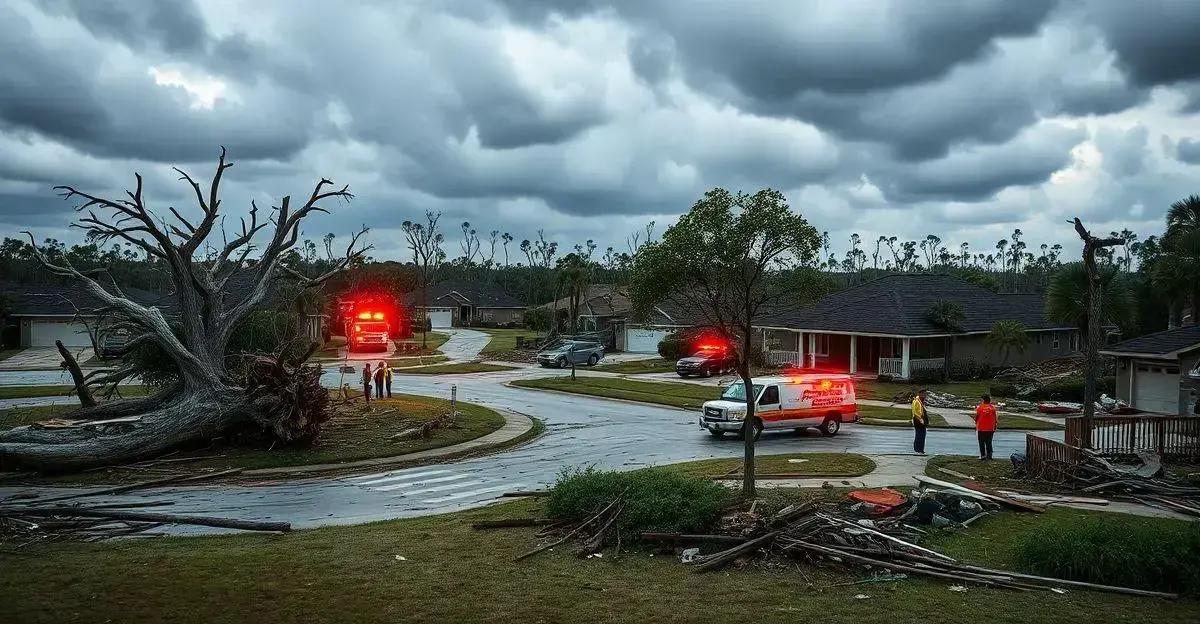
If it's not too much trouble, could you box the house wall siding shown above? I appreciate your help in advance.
[950,329,1076,369]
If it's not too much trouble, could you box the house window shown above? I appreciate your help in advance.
[1052,333,1061,350]
[812,334,830,356]
[1034,333,1042,345]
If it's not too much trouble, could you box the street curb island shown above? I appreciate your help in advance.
[241,409,537,478]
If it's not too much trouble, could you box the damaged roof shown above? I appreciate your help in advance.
[761,273,1068,337]
[404,279,525,308]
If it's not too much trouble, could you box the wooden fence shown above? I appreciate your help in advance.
[1027,414,1200,477]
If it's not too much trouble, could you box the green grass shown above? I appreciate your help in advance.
[389,354,449,367]
[512,376,719,409]
[477,327,537,355]
[2,500,1197,624]
[995,413,1063,430]
[1,393,506,482]
[591,358,676,374]
[0,385,149,400]
[393,362,516,375]
[665,452,876,478]
[924,454,1019,484]
[857,379,994,401]
[393,331,449,354]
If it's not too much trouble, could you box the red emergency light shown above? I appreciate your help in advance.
[356,311,385,321]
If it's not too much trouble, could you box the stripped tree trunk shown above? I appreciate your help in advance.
[0,149,369,472]
[1073,218,1123,447]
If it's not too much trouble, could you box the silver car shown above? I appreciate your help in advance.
[537,340,605,368]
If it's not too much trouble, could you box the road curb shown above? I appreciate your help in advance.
[242,409,537,478]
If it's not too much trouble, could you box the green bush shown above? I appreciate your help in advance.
[657,333,688,360]
[989,382,1018,398]
[1014,515,1200,594]
[1022,376,1116,401]
[909,367,946,384]
[545,466,733,538]
[949,358,994,381]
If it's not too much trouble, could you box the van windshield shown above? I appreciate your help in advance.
[720,383,762,402]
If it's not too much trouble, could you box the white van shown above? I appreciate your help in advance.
[698,374,857,439]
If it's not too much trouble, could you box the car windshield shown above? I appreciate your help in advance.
[720,383,762,402]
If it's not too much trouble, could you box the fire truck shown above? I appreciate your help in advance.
[337,293,407,352]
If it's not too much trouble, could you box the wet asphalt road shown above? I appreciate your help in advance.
[0,365,1046,532]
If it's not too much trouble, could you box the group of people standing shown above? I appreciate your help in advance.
[910,389,998,460]
[361,361,393,402]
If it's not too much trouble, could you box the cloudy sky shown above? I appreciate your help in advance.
[2,0,1199,263]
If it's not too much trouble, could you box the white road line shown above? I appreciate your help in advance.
[420,484,516,504]
[391,478,489,497]
[355,469,451,486]
[372,474,472,492]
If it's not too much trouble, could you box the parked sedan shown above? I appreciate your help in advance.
[676,345,736,378]
[537,340,605,368]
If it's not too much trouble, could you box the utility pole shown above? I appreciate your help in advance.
[1072,218,1123,447]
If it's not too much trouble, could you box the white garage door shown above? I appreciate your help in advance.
[625,328,670,354]
[30,320,92,347]
[427,308,453,328]
[1134,363,1180,414]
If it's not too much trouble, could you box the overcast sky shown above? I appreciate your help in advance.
[2,0,1199,263]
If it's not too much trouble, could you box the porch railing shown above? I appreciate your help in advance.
[877,357,944,378]
[765,350,803,367]
[1064,414,1200,459]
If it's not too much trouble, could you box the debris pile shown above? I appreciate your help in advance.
[493,477,1177,599]
[0,468,290,546]
[1022,450,1200,518]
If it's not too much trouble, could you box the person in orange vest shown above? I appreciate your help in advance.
[361,362,372,404]
[974,394,998,460]
[911,389,928,455]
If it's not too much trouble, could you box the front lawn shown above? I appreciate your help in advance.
[0,385,149,400]
[393,331,449,354]
[0,392,506,482]
[666,452,876,478]
[511,375,719,409]
[477,327,538,355]
[856,403,951,427]
[2,498,1196,624]
[591,357,676,374]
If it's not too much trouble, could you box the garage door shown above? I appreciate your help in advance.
[1134,363,1180,414]
[30,320,92,347]
[427,308,453,328]
[625,328,670,354]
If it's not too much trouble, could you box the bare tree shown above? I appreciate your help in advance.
[402,212,445,348]
[1072,218,1123,448]
[0,149,368,471]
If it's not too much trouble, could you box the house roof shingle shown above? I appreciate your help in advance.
[0,280,166,317]
[761,273,1067,336]
[403,279,525,309]
[1101,324,1200,357]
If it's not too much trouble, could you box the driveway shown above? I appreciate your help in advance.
[438,328,490,362]
[0,347,93,372]
[0,365,1044,532]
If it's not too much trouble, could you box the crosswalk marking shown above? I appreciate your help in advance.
[373,474,472,492]
[355,469,450,486]
[394,479,488,497]
[420,484,515,504]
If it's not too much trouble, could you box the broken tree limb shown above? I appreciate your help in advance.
[56,339,96,408]
[816,513,955,562]
[783,540,1022,590]
[515,496,624,562]
[915,475,1044,513]
[639,532,747,545]
[8,507,290,532]
[31,468,245,504]
[690,530,782,573]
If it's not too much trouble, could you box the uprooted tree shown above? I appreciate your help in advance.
[0,148,369,472]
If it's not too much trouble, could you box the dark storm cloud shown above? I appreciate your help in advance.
[1174,138,1200,165]
[40,0,209,54]
[1094,125,1149,178]
[1085,0,1200,86]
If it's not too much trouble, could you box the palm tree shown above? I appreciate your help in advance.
[985,320,1030,365]
[1045,262,1136,337]
[1160,195,1200,324]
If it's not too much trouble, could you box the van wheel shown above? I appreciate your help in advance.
[820,416,841,437]
[587,354,599,366]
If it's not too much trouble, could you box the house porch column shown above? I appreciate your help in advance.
[849,334,858,374]
[808,333,817,368]
[797,331,805,367]
[901,337,911,380]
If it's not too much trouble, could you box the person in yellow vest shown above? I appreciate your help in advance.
[911,389,928,455]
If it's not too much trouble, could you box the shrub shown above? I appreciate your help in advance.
[1014,515,1200,594]
[657,333,688,360]
[989,382,1018,398]
[949,358,994,381]
[1022,376,1115,401]
[545,466,733,538]
[909,367,946,384]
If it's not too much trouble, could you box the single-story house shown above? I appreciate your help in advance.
[0,280,164,349]
[1101,325,1200,415]
[759,274,1081,380]
[404,280,525,328]
[535,284,690,353]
